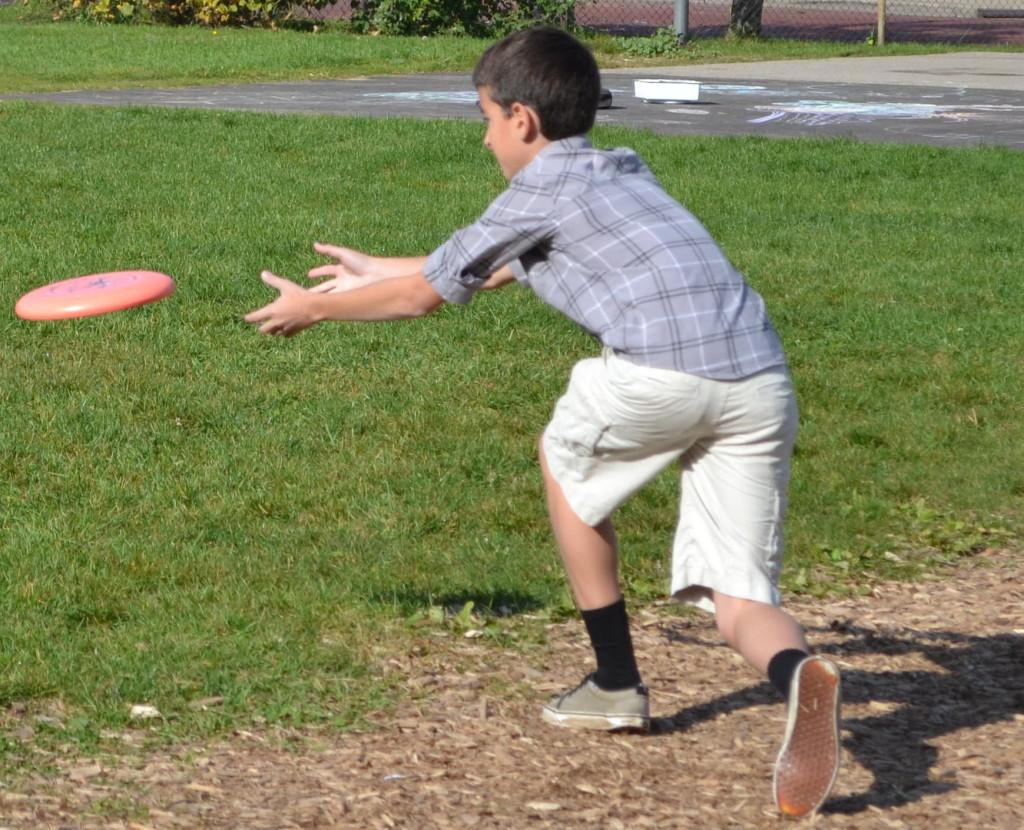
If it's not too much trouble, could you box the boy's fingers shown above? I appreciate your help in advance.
[313,242,345,259]
[243,305,270,323]
[261,271,297,292]
[260,320,287,336]
[244,272,299,327]
[307,265,339,279]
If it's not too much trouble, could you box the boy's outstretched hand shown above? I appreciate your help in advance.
[307,242,377,294]
[244,271,322,337]
[245,241,447,336]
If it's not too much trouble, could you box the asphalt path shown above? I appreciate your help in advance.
[6,53,1023,149]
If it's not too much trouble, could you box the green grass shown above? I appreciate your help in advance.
[1,102,1022,752]
[0,20,493,93]
[1,10,1020,94]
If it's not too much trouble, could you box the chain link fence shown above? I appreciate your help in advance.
[576,0,1024,44]
[301,0,1024,44]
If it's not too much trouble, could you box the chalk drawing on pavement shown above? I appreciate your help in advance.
[362,91,479,105]
[748,100,986,126]
[701,84,770,95]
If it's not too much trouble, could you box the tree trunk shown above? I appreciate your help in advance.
[729,0,764,37]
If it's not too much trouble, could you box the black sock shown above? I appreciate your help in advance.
[581,599,642,691]
[767,648,810,699]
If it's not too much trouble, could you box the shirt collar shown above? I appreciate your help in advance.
[514,134,593,182]
[541,134,593,155]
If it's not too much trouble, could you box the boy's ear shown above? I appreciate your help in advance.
[509,102,543,142]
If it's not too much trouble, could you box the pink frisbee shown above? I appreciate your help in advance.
[15,270,176,321]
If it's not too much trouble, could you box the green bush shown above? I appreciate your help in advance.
[615,27,682,58]
[50,0,140,23]
[349,0,487,36]
[348,0,438,36]
[50,0,333,26]
[348,0,582,37]
[49,0,581,29]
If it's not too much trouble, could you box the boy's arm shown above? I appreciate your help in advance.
[244,270,444,337]
[307,243,515,294]
[479,265,517,290]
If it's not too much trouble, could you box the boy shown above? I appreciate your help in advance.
[244,26,841,818]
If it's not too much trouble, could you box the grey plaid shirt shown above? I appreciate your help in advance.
[423,136,786,380]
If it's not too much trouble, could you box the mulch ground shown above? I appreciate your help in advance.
[1,549,1022,829]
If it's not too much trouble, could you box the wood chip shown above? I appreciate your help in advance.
[67,764,102,782]
[526,801,562,812]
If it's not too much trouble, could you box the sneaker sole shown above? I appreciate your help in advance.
[773,656,841,818]
[541,706,650,732]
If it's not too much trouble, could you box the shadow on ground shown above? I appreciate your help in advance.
[653,621,1024,815]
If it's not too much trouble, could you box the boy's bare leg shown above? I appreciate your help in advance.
[711,592,808,673]
[538,443,645,726]
[713,592,841,818]
[539,445,621,611]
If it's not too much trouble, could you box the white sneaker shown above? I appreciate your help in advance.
[773,656,842,818]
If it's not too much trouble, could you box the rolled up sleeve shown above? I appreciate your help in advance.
[422,183,552,305]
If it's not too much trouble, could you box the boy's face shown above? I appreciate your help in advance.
[477,86,539,181]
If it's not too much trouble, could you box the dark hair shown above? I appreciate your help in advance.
[472,27,601,140]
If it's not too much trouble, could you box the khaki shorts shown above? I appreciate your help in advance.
[542,350,799,613]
